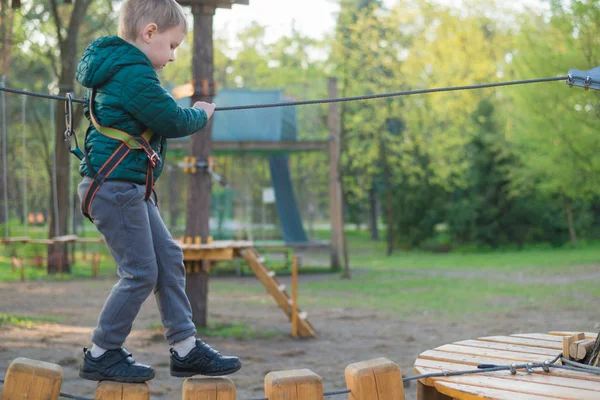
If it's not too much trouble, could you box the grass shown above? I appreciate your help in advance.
[0,313,59,328]
[148,321,282,340]
[4,226,600,325]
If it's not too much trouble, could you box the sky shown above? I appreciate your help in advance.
[213,0,394,44]
[212,0,548,45]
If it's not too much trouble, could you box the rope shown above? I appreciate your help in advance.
[0,76,569,112]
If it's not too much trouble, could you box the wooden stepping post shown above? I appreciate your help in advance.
[182,377,236,400]
[265,369,322,400]
[94,382,150,400]
[345,358,405,400]
[1,357,63,400]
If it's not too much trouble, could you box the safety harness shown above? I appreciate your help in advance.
[65,89,160,222]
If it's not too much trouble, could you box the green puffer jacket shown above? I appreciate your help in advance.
[75,36,207,184]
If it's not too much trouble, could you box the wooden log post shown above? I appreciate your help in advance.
[291,254,299,339]
[94,382,150,400]
[182,377,235,400]
[345,358,405,400]
[265,369,323,400]
[416,381,453,400]
[328,77,343,272]
[1,357,63,400]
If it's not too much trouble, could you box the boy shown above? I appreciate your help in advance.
[75,0,241,383]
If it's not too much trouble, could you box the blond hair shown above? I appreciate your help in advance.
[119,0,188,41]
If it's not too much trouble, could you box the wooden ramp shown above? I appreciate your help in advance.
[239,247,316,338]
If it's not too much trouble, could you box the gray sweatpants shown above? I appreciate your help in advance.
[78,177,196,349]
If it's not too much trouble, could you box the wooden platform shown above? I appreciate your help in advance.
[178,240,252,261]
[415,331,600,399]
[1,235,104,245]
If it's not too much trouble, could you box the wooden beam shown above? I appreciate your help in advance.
[182,248,235,261]
[169,140,329,152]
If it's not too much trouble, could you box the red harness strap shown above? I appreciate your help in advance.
[81,89,159,222]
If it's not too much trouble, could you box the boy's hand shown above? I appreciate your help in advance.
[193,101,216,120]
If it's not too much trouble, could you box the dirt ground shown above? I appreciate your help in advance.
[0,271,598,400]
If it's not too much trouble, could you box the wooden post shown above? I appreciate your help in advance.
[265,369,323,400]
[91,253,100,278]
[182,377,235,400]
[345,358,405,400]
[291,254,299,338]
[183,3,216,329]
[328,77,343,271]
[1,357,63,400]
[94,382,150,400]
[416,381,452,400]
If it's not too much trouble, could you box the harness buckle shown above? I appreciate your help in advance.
[149,151,160,168]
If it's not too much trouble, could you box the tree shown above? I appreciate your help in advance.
[506,0,600,244]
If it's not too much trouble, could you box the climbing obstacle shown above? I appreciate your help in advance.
[178,239,316,338]
[0,357,405,400]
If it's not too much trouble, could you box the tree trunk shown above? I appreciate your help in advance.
[46,0,93,274]
[368,185,379,240]
[379,139,394,255]
[184,5,215,328]
[563,197,577,245]
[167,164,182,230]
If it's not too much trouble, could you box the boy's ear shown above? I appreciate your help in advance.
[142,23,158,42]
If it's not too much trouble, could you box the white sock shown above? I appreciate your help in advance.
[90,344,107,358]
[173,336,197,357]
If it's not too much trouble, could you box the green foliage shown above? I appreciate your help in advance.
[149,321,282,340]
[0,313,58,328]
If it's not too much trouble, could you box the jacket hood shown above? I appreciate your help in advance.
[76,36,153,88]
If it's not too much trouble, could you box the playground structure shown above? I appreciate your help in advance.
[0,356,406,400]
[5,331,600,399]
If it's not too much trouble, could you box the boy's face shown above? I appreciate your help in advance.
[139,24,185,71]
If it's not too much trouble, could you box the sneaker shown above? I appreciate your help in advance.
[79,347,155,383]
[170,339,242,377]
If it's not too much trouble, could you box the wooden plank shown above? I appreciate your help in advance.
[415,358,600,383]
[477,336,562,349]
[76,237,105,243]
[435,344,551,363]
[455,340,561,356]
[510,333,565,342]
[419,350,551,369]
[1,237,31,244]
[434,381,554,400]
[415,359,600,390]
[178,240,253,250]
[169,140,329,152]
[182,248,235,261]
[51,235,79,243]
[28,239,55,245]
[415,367,599,399]
[548,331,598,340]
